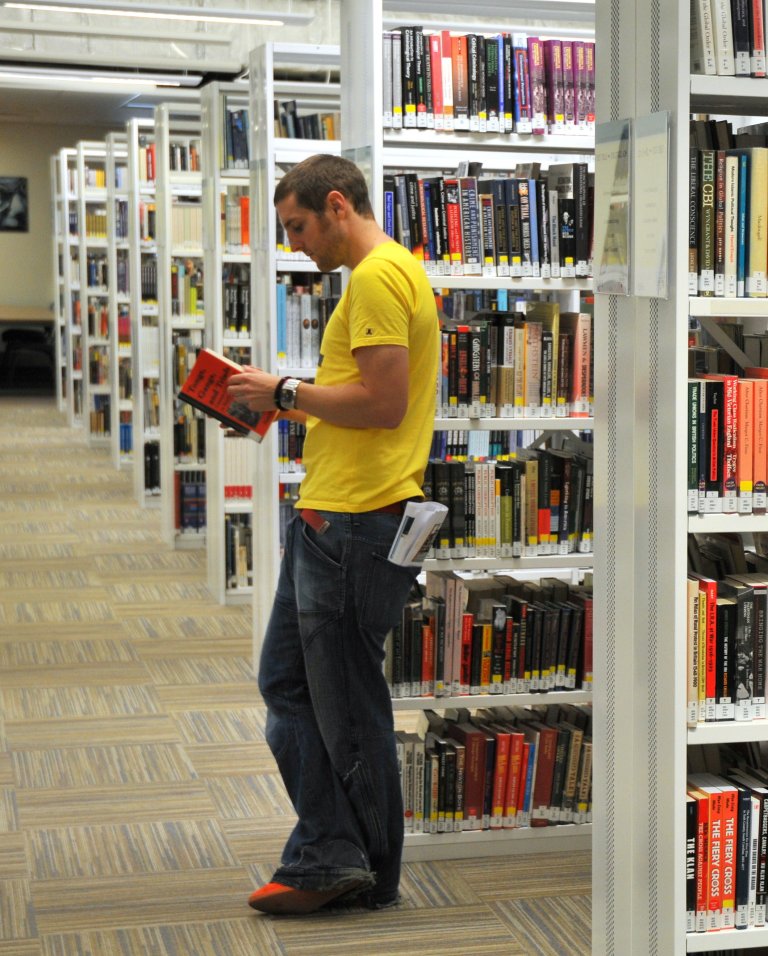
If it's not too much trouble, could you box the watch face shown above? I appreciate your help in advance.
[280,379,299,409]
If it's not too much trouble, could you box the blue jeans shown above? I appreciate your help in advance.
[258,509,419,904]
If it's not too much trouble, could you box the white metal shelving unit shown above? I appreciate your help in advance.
[155,102,206,548]
[105,131,131,470]
[338,0,596,864]
[57,147,84,428]
[51,151,71,414]
[588,0,747,951]
[201,80,256,604]
[126,118,162,509]
[249,40,342,645]
[77,140,111,448]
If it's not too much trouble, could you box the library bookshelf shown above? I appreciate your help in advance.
[154,102,206,549]
[51,149,74,416]
[105,130,131,471]
[126,118,162,509]
[248,40,341,637]
[588,0,768,952]
[55,147,83,428]
[344,0,598,864]
[201,80,255,604]
[76,140,111,448]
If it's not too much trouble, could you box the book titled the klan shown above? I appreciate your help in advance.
[178,348,278,441]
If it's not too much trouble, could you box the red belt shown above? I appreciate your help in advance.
[299,501,407,535]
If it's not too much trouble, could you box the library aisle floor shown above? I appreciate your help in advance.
[0,396,591,956]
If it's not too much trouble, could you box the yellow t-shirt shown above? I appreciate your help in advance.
[297,240,439,512]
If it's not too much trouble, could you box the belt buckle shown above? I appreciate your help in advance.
[300,509,330,535]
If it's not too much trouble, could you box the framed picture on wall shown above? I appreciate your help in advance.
[0,177,28,232]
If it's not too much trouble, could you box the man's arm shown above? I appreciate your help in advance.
[226,344,409,430]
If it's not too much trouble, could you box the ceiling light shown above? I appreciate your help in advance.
[1,0,314,25]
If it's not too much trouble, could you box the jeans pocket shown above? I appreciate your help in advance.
[297,518,345,619]
[358,552,419,636]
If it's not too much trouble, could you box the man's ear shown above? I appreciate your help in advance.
[327,189,346,216]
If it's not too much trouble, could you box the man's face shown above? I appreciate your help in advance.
[276,193,343,273]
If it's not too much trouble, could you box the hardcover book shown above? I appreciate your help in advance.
[178,348,278,441]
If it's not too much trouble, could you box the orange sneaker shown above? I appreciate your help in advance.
[247,879,367,915]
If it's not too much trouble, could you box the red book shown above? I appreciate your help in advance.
[504,730,525,826]
[522,720,558,826]
[460,611,474,693]
[178,348,278,441]
[239,195,250,248]
[443,178,464,273]
[421,621,435,696]
[444,721,487,830]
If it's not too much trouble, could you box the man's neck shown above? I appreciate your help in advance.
[345,219,393,270]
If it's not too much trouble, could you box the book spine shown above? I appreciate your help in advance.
[699,149,716,296]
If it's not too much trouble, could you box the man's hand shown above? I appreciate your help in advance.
[227,366,281,412]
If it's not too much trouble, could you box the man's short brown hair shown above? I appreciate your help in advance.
[273,153,374,218]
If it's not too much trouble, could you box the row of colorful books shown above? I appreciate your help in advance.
[397,705,592,835]
[170,259,204,320]
[222,191,249,254]
[423,448,594,560]
[687,567,768,724]
[168,139,201,174]
[689,144,768,298]
[174,469,206,534]
[388,572,592,700]
[383,165,592,280]
[274,100,340,141]
[223,105,249,170]
[383,28,595,136]
[172,405,205,465]
[691,0,768,77]
[438,306,592,419]
[275,272,342,370]
[88,395,110,436]
[428,428,569,462]
[687,372,768,514]
[222,265,251,338]
[225,512,252,590]
[277,418,306,471]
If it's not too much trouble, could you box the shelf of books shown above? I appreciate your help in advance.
[76,140,112,448]
[126,118,161,509]
[248,40,342,633]
[200,80,255,604]
[56,147,83,427]
[589,0,768,951]
[105,131,131,470]
[154,102,206,548]
[51,150,72,414]
[333,0,597,862]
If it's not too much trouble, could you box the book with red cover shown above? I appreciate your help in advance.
[178,348,278,441]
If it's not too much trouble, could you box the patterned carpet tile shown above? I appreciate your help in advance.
[11,743,197,789]
[0,879,37,941]
[120,614,251,642]
[0,753,15,786]
[0,832,27,878]
[490,895,592,956]
[0,684,162,720]
[0,622,134,645]
[185,743,276,778]
[452,850,592,901]
[4,715,181,750]
[25,819,238,879]
[0,787,19,831]
[205,774,293,822]
[30,869,250,934]
[0,662,148,689]
[39,919,284,956]
[6,601,116,624]
[0,941,41,956]
[0,568,95,590]
[104,581,217,606]
[222,816,294,866]
[0,639,138,668]
[92,551,205,575]
[171,709,265,746]
[154,684,260,712]
[141,657,255,686]
[16,784,218,829]
[266,904,525,956]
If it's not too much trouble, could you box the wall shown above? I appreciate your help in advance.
[0,122,109,310]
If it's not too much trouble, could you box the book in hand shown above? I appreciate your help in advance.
[388,501,450,566]
[178,348,279,442]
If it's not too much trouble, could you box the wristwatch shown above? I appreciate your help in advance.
[275,377,301,411]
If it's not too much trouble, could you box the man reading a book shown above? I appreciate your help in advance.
[226,154,439,915]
